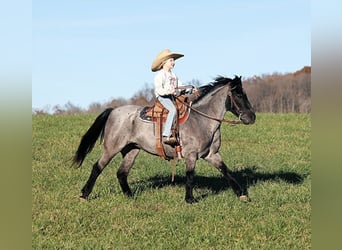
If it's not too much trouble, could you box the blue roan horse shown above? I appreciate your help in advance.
[73,76,256,203]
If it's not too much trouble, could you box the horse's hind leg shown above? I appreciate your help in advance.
[204,153,248,201]
[117,145,140,197]
[80,151,115,199]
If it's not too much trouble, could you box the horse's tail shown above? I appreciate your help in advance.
[72,108,114,168]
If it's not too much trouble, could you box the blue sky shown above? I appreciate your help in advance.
[32,0,310,110]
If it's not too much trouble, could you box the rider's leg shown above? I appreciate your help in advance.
[157,96,176,138]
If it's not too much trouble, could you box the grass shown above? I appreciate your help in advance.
[32,113,311,249]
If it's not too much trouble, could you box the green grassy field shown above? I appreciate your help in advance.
[32,113,311,249]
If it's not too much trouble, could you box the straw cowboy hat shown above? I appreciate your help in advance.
[151,49,184,72]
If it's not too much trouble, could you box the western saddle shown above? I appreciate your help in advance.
[139,95,191,160]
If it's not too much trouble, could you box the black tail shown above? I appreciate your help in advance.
[72,108,114,167]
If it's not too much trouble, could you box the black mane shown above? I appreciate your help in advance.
[193,76,239,104]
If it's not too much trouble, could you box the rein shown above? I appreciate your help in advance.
[175,88,242,125]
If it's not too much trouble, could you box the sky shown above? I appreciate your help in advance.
[32,0,311,111]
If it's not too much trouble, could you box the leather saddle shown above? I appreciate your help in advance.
[139,95,191,125]
[139,95,191,161]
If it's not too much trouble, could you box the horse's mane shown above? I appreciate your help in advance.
[193,76,234,104]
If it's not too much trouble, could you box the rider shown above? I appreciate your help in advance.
[151,49,190,145]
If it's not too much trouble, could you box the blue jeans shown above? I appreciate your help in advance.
[157,95,176,137]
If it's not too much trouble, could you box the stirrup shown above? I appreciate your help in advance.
[162,136,177,145]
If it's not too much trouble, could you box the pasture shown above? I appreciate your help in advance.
[32,113,311,249]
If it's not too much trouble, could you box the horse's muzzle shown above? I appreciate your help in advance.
[240,111,256,125]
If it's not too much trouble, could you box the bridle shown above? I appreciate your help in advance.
[227,86,244,121]
[175,85,242,125]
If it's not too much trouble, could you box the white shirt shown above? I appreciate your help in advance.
[154,70,183,97]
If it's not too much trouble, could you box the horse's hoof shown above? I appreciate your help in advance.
[185,197,198,204]
[239,195,250,202]
[124,191,133,197]
[79,196,87,202]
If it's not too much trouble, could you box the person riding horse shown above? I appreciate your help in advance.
[151,49,197,145]
[73,74,256,203]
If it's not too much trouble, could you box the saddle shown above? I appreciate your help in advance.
[140,95,190,124]
[139,95,191,160]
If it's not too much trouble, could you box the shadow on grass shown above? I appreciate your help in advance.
[131,166,307,199]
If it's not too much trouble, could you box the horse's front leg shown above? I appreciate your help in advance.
[204,153,249,202]
[184,153,198,203]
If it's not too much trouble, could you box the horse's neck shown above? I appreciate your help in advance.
[192,86,227,119]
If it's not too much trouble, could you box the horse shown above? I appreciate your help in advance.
[72,75,256,203]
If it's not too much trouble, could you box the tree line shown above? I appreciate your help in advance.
[243,66,311,113]
[33,66,310,115]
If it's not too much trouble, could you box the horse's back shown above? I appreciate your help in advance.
[111,104,142,115]
[107,105,142,126]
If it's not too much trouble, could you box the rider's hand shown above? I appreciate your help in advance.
[192,87,200,97]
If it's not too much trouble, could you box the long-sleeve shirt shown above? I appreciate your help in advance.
[154,70,183,97]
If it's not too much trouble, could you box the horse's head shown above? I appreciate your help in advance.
[225,76,256,124]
